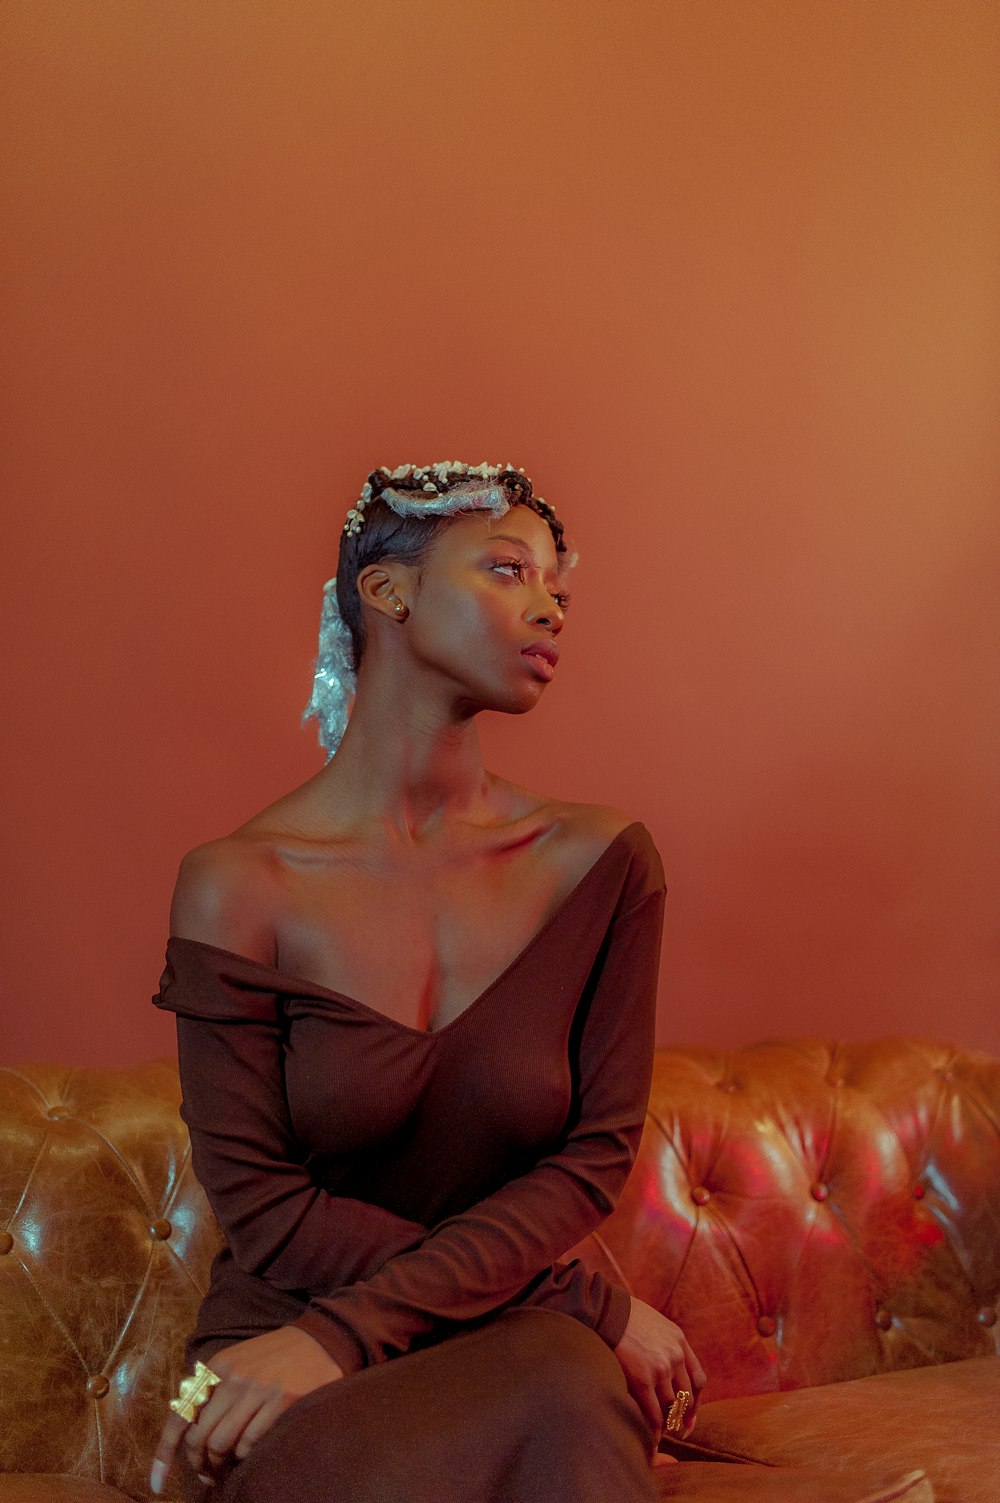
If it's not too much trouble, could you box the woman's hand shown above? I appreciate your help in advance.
[150,1326,344,1494]
[612,1296,706,1465]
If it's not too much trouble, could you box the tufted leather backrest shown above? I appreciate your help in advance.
[567,1038,1000,1399]
[0,1060,223,1499]
[1,1040,998,1497]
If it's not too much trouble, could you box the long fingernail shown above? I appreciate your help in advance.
[150,1460,166,1495]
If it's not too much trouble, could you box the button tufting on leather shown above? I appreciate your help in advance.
[86,1376,110,1398]
[756,1315,776,1337]
[977,1308,997,1327]
[810,1181,829,1201]
[47,1106,70,1120]
[691,1186,711,1205]
[875,1308,892,1330]
[0,1231,13,1255]
[150,1218,172,1240]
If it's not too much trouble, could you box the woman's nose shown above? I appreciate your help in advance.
[529,600,564,631]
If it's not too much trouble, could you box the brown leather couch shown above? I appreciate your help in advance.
[1,1039,997,1503]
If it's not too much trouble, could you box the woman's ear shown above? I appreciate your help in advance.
[356,564,408,620]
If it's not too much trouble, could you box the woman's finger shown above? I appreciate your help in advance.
[197,1390,264,1471]
[629,1378,664,1460]
[184,1384,248,1474]
[677,1340,706,1435]
[231,1396,290,1459]
[149,1413,189,1495]
[652,1451,678,1469]
[680,1333,708,1396]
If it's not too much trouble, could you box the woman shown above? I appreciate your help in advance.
[150,461,705,1503]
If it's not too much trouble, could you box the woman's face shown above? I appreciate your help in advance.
[404,505,571,716]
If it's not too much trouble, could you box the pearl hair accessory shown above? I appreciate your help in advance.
[303,460,576,761]
[343,460,550,537]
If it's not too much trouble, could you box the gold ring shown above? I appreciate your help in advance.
[665,1389,692,1434]
[169,1361,223,1424]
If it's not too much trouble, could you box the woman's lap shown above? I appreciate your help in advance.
[178,1308,657,1503]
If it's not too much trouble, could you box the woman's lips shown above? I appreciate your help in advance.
[521,649,555,681]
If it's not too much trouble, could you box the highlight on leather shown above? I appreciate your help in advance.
[563,1038,1000,1399]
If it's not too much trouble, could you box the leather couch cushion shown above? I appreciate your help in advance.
[654,1462,933,1502]
[0,1479,130,1502]
[661,1355,998,1503]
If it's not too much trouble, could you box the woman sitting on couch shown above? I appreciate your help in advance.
[150,459,704,1502]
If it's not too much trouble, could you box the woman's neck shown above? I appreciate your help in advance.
[314,689,496,842]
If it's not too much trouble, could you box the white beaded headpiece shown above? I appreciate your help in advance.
[302,460,576,760]
[343,460,548,537]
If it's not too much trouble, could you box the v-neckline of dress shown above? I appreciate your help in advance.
[166,821,642,1038]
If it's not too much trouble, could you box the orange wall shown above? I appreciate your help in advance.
[3,1,997,1067]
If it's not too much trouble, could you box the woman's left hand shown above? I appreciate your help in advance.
[612,1296,706,1463]
[150,1326,344,1493]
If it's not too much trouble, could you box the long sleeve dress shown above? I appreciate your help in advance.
[152,819,666,1503]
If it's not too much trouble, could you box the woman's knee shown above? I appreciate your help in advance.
[492,1308,629,1409]
[490,1309,651,1471]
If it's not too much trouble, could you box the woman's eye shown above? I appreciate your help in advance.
[492,560,570,611]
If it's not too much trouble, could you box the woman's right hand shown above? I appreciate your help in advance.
[150,1327,344,1494]
[612,1296,706,1462]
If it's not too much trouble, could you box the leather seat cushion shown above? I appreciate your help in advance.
[654,1461,932,1502]
[0,1479,131,1503]
[660,1355,999,1503]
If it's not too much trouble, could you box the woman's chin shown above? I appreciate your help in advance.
[455,663,550,718]
[464,683,547,719]
[499,681,549,716]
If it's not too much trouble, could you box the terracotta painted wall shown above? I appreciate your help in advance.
[3,1,997,1068]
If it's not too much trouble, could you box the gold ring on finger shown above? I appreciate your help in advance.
[169,1362,223,1424]
[665,1389,692,1434]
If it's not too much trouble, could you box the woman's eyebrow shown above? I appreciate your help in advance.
[483,534,536,554]
[483,535,559,571]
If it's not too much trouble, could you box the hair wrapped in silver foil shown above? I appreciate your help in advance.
[377,480,511,522]
[301,575,357,760]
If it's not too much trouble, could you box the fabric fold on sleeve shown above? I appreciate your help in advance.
[288,884,665,1368]
[506,1259,633,1350]
[498,1257,633,1350]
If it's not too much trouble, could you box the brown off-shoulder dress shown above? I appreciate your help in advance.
[153,820,666,1503]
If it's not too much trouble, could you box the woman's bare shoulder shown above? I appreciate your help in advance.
[558,799,644,863]
[550,801,663,902]
[494,777,640,854]
[168,833,278,963]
